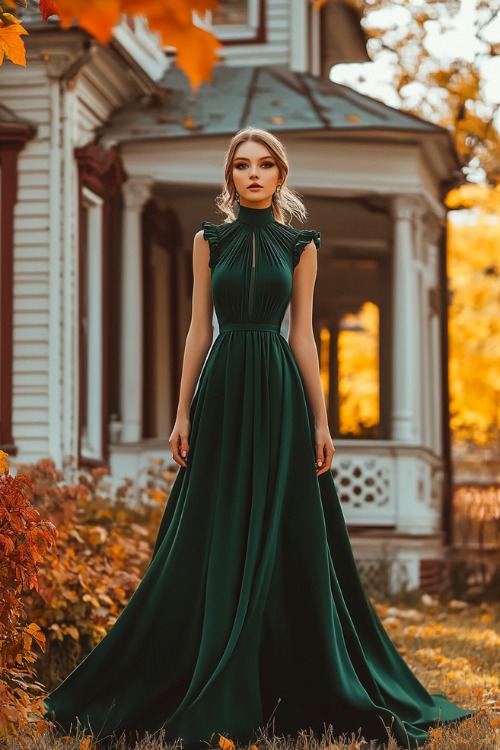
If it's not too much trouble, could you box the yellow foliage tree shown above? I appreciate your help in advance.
[446,184,500,446]
[352,0,500,183]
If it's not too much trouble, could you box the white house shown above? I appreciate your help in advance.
[1,0,463,595]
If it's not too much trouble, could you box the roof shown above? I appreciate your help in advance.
[99,64,447,145]
[0,103,36,138]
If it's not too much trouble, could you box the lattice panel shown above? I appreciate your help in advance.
[332,456,396,525]
[356,559,391,599]
[356,558,413,597]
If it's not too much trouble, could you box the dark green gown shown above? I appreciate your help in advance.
[43,203,476,749]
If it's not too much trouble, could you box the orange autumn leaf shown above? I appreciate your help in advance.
[172,23,221,90]
[123,0,221,89]
[42,0,122,43]
[39,0,62,22]
[219,736,235,750]
[38,0,220,88]
[2,0,221,86]
[0,20,27,66]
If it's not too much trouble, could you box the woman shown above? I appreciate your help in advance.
[43,127,476,749]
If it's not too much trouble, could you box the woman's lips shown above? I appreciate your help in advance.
[248,185,263,190]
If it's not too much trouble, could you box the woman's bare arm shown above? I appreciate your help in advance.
[288,242,335,475]
[169,230,214,467]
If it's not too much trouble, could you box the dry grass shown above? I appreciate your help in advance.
[7,596,500,750]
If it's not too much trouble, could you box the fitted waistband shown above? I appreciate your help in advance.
[219,322,281,333]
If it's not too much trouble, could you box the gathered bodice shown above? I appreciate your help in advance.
[202,204,320,330]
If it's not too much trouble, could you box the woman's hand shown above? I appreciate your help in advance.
[314,426,335,476]
[169,416,191,468]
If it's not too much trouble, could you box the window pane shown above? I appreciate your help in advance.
[338,302,380,438]
[213,0,249,25]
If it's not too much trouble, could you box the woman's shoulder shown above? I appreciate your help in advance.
[199,219,238,269]
[200,218,238,237]
[274,221,321,243]
[273,221,321,248]
[272,222,321,269]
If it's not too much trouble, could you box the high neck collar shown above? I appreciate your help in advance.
[236,203,275,226]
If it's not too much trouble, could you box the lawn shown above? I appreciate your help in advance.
[7,594,500,750]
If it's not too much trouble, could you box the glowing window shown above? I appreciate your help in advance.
[338,302,380,438]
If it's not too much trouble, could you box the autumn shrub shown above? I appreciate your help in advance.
[15,457,177,692]
[0,450,58,744]
[446,484,500,602]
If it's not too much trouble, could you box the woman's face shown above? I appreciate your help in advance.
[232,140,281,208]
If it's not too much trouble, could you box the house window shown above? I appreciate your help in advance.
[80,188,104,460]
[337,301,380,439]
[194,0,262,42]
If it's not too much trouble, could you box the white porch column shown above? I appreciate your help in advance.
[120,178,152,442]
[425,216,444,457]
[390,196,419,442]
[412,198,428,448]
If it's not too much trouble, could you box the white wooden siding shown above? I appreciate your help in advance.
[1,59,53,462]
[3,31,162,468]
[221,0,291,68]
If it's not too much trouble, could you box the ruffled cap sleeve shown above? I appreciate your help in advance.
[201,221,220,270]
[292,229,321,270]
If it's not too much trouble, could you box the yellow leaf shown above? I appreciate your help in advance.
[0,450,9,473]
[152,489,166,503]
[0,12,23,26]
[66,625,80,640]
[0,22,28,66]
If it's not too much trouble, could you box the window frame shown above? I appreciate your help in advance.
[193,0,265,44]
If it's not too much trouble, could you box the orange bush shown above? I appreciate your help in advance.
[18,458,174,691]
[0,451,58,745]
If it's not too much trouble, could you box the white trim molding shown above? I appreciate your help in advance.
[80,187,104,460]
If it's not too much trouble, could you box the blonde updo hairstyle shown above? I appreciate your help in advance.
[216,127,307,225]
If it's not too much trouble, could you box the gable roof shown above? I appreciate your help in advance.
[100,64,447,145]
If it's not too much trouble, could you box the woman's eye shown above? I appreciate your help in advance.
[262,162,275,168]
[235,163,247,169]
